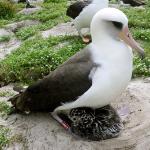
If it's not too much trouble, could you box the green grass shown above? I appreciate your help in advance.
[0,34,149,84]
[0,1,69,40]
[0,101,12,116]
[133,56,150,77]
[0,91,14,97]
[16,25,39,40]
[120,5,150,77]
[0,35,11,43]
[0,127,9,150]
[15,2,69,40]
[0,101,11,149]
[0,0,149,84]
[0,35,85,84]
[0,0,16,19]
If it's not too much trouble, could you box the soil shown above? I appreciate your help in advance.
[0,79,149,150]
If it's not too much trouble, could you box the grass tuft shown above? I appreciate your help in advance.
[0,101,12,117]
[0,35,11,43]
[0,36,85,84]
[0,0,16,19]
[0,91,15,97]
[0,127,10,149]
[15,1,70,40]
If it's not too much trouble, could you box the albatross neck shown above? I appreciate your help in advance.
[91,20,119,48]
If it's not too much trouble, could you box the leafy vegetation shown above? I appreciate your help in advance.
[0,127,9,150]
[0,36,85,84]
[15,1,69,40]
[120,5,150,77]
[0,0,16,19]
[0,35,11,43]
[0,101,12,117]
[133,56,150,77]
[0,1,69,39]
[0,0,149,83]
[0,91,14,97]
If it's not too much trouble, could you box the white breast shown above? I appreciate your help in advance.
[88,42,133,107]
[56,41,133,111]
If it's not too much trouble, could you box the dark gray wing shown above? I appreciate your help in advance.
[66,0,92,19]
[122,0,145,6]
[12,47,96,112]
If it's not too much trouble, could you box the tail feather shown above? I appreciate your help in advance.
[8,93,21,105]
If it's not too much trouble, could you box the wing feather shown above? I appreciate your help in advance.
[66,1,92,19]
[21,47,95,111]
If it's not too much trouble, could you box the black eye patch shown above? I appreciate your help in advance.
[112,21,123,30]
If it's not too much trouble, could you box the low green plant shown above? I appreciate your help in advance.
[0,36,85,84]
[0,101,12,116]
[0,0,69,28]
[16,26,39,40]
[121,7,150,29]
[132,28,150,41]
[15,2,70,40]
[0,36,11,43]
[0,0,16,19]
[0,127,9,149]
[0,91,14,97]
[0,34,149,84]
[0,0,149,85]
[133,56,150,77]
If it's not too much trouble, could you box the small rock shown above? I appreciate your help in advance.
[134,5,145,9]
[0,28,21,60]
[18,6,42,15]
[0,118,7,126]
[0,38,21,60]
[0,29,12,37]
[42,22,78,38]
[144,77,150,83]
[0,82,5,88]
[5,20,40,33]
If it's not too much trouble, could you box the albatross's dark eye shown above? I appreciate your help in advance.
[112,21,123,30]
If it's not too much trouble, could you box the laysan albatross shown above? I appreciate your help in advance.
[9,8,144,140]
[67,0,108,42]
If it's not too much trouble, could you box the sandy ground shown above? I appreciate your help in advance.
[0,79,149,150]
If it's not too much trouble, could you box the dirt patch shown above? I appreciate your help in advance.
[0,79,149,149]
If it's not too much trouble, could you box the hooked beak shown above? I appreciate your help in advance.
[119,26,145,59]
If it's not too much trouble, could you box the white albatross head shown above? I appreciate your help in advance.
[91,8,145,58]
